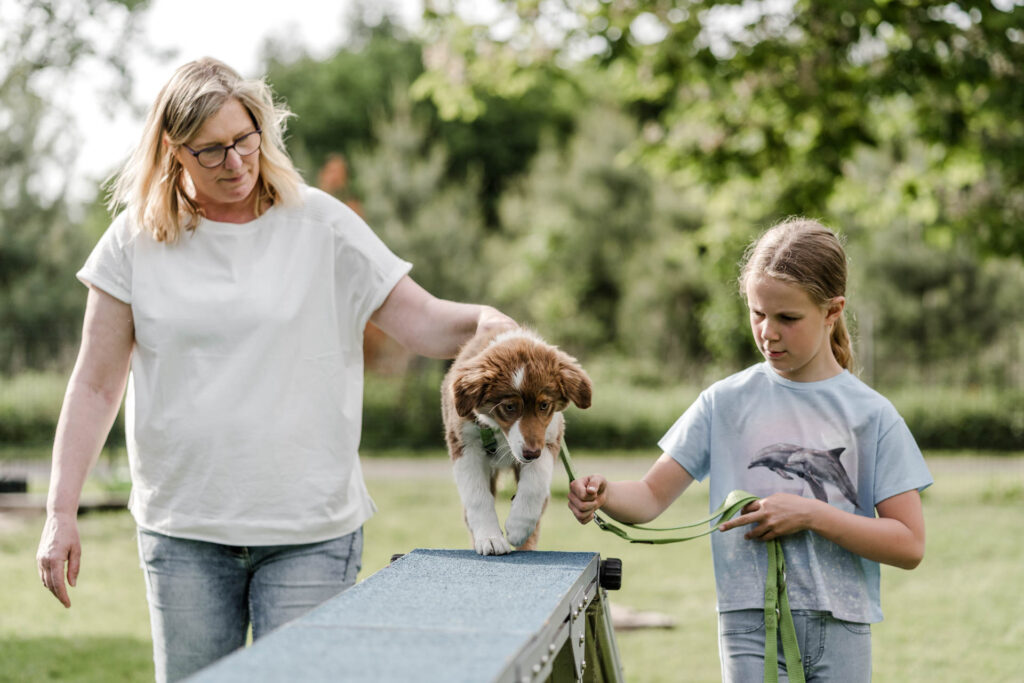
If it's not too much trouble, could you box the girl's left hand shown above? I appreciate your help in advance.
[718,493,821,541]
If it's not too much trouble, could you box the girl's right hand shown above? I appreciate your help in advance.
[568,475,608,524]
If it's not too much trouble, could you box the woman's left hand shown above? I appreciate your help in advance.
[718,493,821,541]
[475,305,517,336]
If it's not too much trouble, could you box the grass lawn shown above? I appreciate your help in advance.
[1,451,1022,682]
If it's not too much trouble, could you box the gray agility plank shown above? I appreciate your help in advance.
[187,549,623,683]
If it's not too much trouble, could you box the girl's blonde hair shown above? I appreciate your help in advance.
[107,57,303,242]
[738,217,854,371]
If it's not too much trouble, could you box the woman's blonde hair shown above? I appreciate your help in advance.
[107,57,303,242]
[738,217,854,371]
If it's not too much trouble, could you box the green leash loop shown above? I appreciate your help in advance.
[559,440,804,683]
[558,440,757,543]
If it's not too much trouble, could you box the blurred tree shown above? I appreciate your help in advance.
[345,86,493,433]
[350,87,489,304]
[829,97,1024,388]
[418,0,1024,257]
[264,12,579,226]
[491,106,655,351]
[0,0,149,372]
[264,14,426,179]
[854,232,1024,387]
[491,103,757,381]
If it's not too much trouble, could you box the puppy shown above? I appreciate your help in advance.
[441,326,592,555]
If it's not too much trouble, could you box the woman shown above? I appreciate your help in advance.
[36,57,513,682]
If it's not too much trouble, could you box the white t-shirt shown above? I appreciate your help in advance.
[659,363,932,623]
[78,186,412,545]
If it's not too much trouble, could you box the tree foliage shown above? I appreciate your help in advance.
[418,0,1024,256]
[0,0,148,372]
[266,16,578,225]
[4,1,1023,391]
[350,88,489,303]
[264,16,426,179]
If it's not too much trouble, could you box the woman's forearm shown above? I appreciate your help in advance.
[372,276,515,359]
[47,286,134,516]
[47,376,128,516]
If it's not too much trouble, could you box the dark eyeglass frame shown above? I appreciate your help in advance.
[183,129,262,168]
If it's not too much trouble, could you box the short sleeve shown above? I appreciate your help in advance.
[873,412,933,504]
[313,192,411,328]
[658,391,713,482]
[77,213,134,304]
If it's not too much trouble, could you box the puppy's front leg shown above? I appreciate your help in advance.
[505,450,555,549]
[453,447,511,555]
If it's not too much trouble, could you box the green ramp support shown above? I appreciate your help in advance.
[187,549,624,683]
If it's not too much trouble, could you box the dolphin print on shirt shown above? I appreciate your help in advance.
[748,443,861,511]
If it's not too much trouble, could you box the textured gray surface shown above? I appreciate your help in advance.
[188,549,599,682]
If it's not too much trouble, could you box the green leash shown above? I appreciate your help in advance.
[558,440,804,683]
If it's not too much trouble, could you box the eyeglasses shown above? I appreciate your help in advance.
[183,129,262,168]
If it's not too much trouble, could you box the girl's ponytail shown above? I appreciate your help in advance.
[831,314,854,372]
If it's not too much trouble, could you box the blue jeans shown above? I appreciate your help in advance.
[718,609,872,682]
[137,527,363,683]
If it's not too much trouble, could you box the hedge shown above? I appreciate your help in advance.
[2,371,1021,453]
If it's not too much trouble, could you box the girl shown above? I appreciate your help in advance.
[568,218,932,682]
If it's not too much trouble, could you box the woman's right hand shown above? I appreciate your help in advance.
[37,513,82,608]
[568,474,608,524]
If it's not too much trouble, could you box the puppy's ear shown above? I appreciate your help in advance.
[452,365,489,418]
[557,357,593,410]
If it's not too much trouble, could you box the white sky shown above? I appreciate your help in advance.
[68,0,424,202]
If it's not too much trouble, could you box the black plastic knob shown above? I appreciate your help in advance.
[599,557,622,590]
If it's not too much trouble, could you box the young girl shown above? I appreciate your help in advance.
[568,218,932,682]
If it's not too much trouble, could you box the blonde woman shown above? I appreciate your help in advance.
[36,58,513,682]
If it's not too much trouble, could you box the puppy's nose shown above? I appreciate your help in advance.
[521,448,542,461]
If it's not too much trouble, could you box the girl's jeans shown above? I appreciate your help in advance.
[719,608,872,682]
[137,526,363,683]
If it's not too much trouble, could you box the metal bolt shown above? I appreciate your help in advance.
[548,643,557,654]
[532,663,541,675]
[579,633,585,645]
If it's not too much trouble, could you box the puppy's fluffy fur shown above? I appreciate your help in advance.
[441,326,592,555]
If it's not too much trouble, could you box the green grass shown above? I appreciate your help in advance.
[1,453,1022,681]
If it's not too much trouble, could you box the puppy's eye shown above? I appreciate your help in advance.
[502,402,520,416]
[538,401,551,413]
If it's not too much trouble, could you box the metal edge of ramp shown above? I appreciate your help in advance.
[186,549,624,683]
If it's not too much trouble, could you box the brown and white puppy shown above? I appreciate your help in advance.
[441,327,592,555]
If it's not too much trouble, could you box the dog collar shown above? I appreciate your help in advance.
[478,426,499,456]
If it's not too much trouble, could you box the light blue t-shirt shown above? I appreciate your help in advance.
[658,363,932,623]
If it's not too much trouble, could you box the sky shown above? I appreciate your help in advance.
[68,0,425,202]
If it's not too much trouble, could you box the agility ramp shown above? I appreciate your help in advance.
[188,549,624,682]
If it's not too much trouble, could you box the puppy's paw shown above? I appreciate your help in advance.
[474,534,512,556]
[505,516,538,547]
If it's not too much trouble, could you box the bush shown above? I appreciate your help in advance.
[362,364,448,451]
[887,387,1024,451]
[3,371,1021,454]
[0,372,66,445]
[0,372,123,450]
